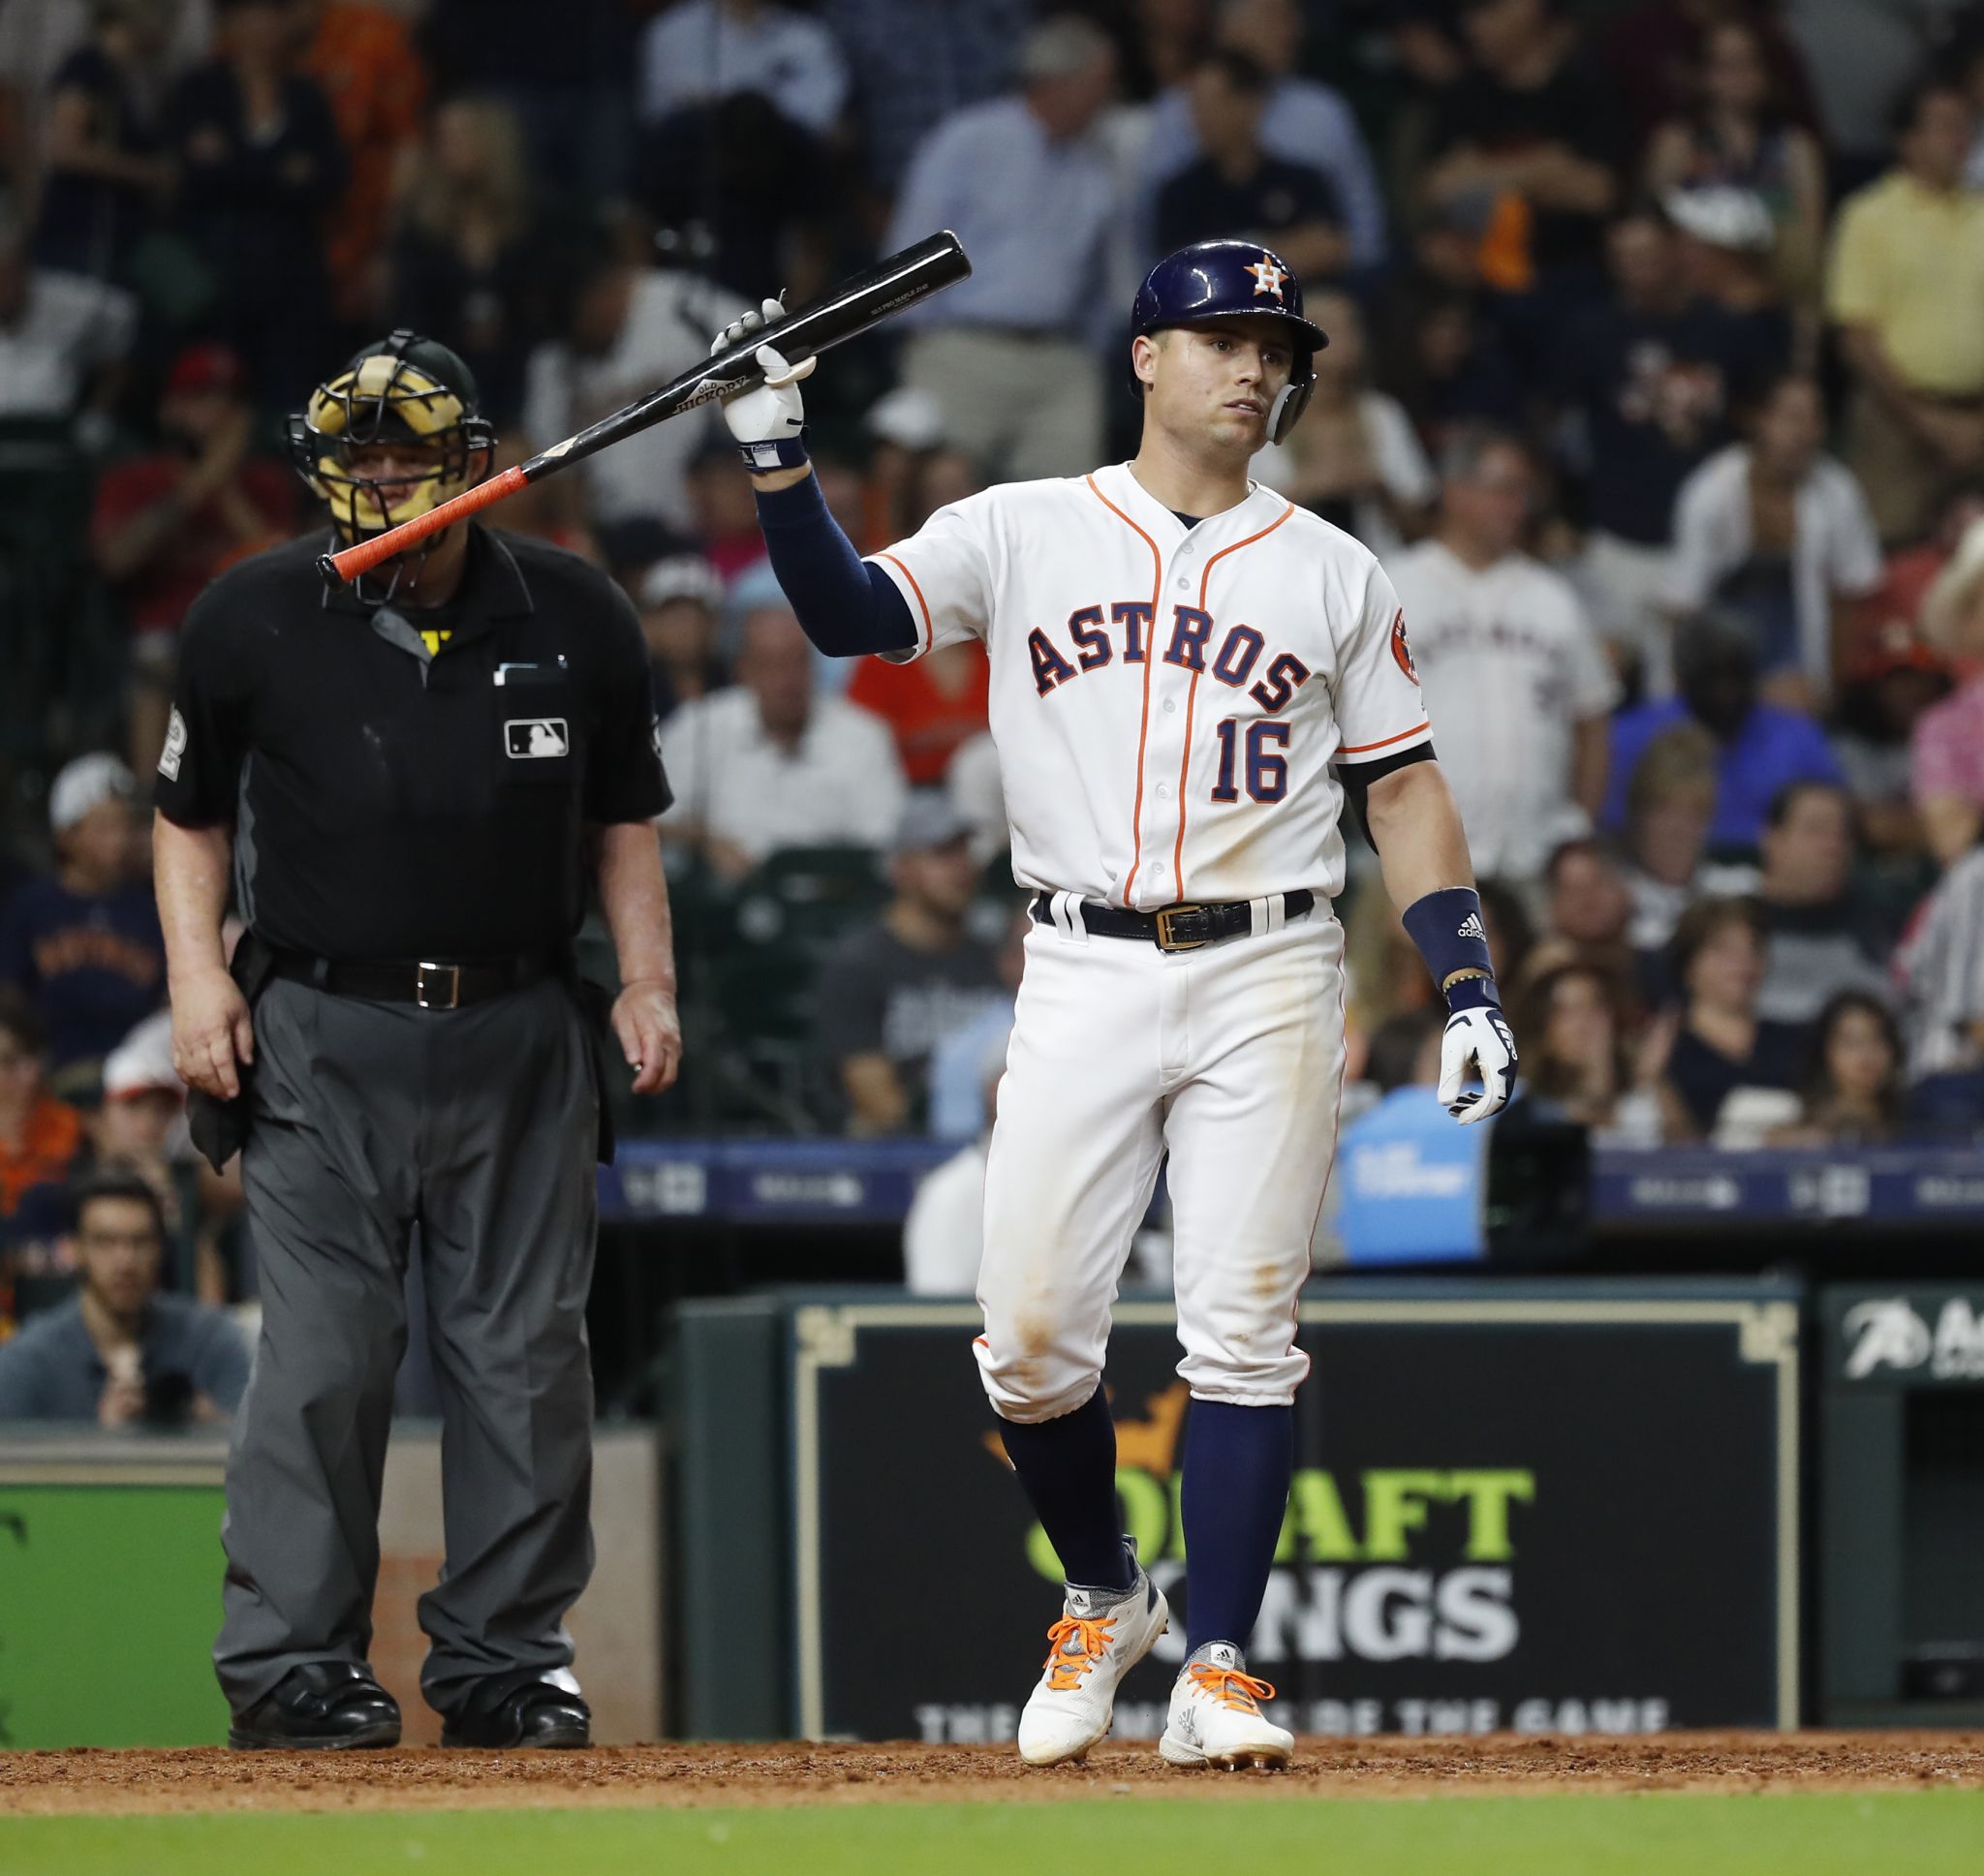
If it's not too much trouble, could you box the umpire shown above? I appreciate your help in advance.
[153,332,680,1750]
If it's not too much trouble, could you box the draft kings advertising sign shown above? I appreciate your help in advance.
[792,1292,1797,1741]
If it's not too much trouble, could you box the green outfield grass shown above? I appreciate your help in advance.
[4,1790,1979,1876]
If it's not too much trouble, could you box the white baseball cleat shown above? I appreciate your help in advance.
[1159,1643,1294,1770]
[1015,1572,1170,1767]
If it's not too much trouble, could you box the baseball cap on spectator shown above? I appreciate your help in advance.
[640,553,725,611]
[893,794,975,856]
[866,387,946,453]
[49,753,137,834]
[1661,187,1774,253]
[103,1012,181,1103]
[164,344,244,400]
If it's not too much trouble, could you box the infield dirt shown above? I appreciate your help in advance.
[4,1733,1981,1817]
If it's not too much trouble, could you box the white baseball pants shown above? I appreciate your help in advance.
[975,899,1347,1423]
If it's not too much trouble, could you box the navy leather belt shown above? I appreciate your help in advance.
[1031,890,1314,953]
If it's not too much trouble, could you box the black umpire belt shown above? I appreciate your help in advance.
[267,949,554,1010]
[1030,889,1313,953]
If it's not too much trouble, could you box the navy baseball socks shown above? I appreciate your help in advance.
[997,1386,1136,1592]
[1159,1399,1296,1768]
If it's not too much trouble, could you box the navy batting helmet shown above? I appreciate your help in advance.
[1131,239,1327,445]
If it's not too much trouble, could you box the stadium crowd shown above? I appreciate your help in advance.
[6,0,1984,1344]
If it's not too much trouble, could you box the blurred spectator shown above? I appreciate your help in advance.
[1828,78,1984,546]
[904,1019,1010,1294]
[30,0,174,280]
[860,384,948,546]
[884,15,1119,482]
[1384,427,1618,877]
[1897,845,1984,1081]
[1154,49,1346,280]
[1862,477,1984,655]
[420,0,634,203]
[293,0,426,325]
[1137,0,1385,272]
[947,727,1007,866]
[1376,269,1527,450]
[0,1168,248,1423]
[1601,0,1819,159]
[387,95,545,426]
[1565,207,1782,687]
[637,550,727,723]
[0,754,164,1090]
[813,797,1005,1136]
[846,635,989,791]
[0,201,137,418]
[638,0,848,140]
[1783,0,1939,191]
[928,900,1028,1141]
[1513,959,1661,1142]
[163,0,346,408]
[521,233,742,535]
[1531,835,1641,1001]
[1420,0,1621,292]
[1765,989,1908,1147]
[1910,517,1984,868]
[1642,17,1827,307]
[1752,780,1892,1025]
[659,604,907,879]
[1363,1005,1444,1094]
[821,0,1027,197]
[1654,893,1803,1139]
[1618,721,1759,960]
[1664,185,1800,364]
[1251,287,1434,559]
[1604,614,1844,853]
[91,342,293,775]
[0,992,85,1270]
[1831,622,1949,858]
[1119,0,1210,101]
[1662,374,1883,709]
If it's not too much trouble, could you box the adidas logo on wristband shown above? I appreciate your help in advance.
[1456,911,1486,941]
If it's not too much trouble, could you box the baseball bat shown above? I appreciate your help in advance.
[319,230,973,585]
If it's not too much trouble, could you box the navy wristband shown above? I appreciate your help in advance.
[737,433,810,472]
[1402,887,1500,1009]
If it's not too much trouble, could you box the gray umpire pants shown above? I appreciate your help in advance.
[212,974,600,1720]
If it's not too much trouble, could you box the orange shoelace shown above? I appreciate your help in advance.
[1041,1615,1116,1691]
[1187,1664,1277,1712]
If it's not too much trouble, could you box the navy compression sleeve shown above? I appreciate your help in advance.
[754,473,919,658]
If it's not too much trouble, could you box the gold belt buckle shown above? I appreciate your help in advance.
[416,962,461,1010]
[1154,904,1210,952]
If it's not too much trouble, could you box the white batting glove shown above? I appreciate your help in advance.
[714,295,817,450]
[1438,1003,1518,1125]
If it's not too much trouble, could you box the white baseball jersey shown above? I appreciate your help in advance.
[868,461,1431,909]
[1382,541,1619,879]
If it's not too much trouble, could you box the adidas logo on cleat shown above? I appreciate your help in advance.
[1456,912,1486,941]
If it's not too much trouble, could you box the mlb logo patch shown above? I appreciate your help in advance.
[505,718,570,759]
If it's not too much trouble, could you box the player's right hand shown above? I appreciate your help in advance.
[170,966,255,1101]
[714,295,817,446]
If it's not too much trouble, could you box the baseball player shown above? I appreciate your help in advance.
[720,239,1517,1769]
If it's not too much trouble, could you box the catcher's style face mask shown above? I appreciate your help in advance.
[288,337,496,544]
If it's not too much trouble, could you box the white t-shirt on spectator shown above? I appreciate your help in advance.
[1252,391,1435,563]
[903,1138,987,1295]
[522,267,743,533]
[0,267,137,417]
[638,0,849,136]
[1383,540,1621,879]
[659,685,907,865]
[1662,445,1883,700]
[1898,846,1984,1078]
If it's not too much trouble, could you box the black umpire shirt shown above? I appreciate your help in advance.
[154,526,671,961]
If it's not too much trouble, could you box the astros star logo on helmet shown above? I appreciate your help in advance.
[1245,257,1287,301]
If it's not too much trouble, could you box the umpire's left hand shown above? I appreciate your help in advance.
[612,980,681,1095]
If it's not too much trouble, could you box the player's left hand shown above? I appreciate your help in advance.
[612,979,682,1096]
[1439,1004,1517,1125]
[714,296,817,447]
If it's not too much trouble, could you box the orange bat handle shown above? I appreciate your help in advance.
[318,463,532,584]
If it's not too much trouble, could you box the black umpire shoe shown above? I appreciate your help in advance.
[441,1680,592,1750]
[228,1662,401,1750]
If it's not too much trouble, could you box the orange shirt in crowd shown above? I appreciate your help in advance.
[0,1096,83,1220]
[303,1,429,320]
[846,643,990,788]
